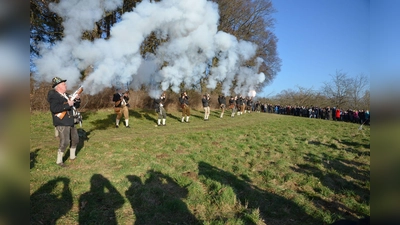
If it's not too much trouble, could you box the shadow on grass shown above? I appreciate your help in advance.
[333,138,370,156]
[166,112,180,122]
[30,177,72,225]
[291,153,370,221]
[88,112,116,130]
[79,174,125,225]
[125,170,200,225]
[143,111,158,124]
[30,148,40,169]
[189,108,204,120]
[198,161,321,225]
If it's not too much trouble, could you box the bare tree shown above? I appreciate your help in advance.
[322,70,352,108]
[212,0,281,90]
[348,73,369,109]
[361,90,370,110]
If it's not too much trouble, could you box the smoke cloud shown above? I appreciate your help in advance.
[34,0,266,98]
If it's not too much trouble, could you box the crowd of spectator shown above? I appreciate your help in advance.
[252,102,370,125]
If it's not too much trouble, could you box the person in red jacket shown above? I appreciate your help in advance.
[336,107,341,121]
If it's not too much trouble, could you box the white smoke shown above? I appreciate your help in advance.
[34,0,266,98]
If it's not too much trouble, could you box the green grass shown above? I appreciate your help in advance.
[30,108,370,225]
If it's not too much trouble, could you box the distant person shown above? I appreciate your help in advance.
[202,93,210,121]
[218,94,226,118]
[245,97,252,113]
[229,96,237,117]
[236,95,243,115]
[47,77,81,167]
[364,109,370,125]
[326,107,331,120]
[113,89,130,128]
[336,107,341,121]
[154,92,167,126]
[179,91,190,123]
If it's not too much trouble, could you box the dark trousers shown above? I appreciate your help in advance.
[56,126,79,152]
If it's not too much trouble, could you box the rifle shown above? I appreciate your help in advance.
[55,86,83,119]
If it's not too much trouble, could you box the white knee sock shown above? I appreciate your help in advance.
[70,148,76,160]
[57,151,64,164]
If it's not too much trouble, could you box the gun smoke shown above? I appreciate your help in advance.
[33,0,266,98]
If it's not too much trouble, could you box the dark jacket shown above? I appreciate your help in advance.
[154,97,165,112]
[179,96,189,106]
[202,97,210,107]
[47,89,80,127]
[113,93,129,107]
[218,96,226,105]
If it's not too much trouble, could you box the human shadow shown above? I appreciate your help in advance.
[166,112,180,122]
[89,112,116,130]
[30,177,73,225]
[292,161,369,199]
[130,109,143,119]
[291,153,370,221]
[333,138,370,156]
[30,148,40,169]
[188,109,204,120]
[198,161,320,225]
[143,111,158,124]
[125,170,200,225]
[298,137,340,150]
[79,174,125,225]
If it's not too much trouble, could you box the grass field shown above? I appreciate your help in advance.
[30,108,370,225]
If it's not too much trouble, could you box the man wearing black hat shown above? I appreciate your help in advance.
[47,77,81,167]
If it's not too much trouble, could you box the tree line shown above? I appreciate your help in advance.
[265,70,369,110]
[30,0,369,112]
[30,0,280,91]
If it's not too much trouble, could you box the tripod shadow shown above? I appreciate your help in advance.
[198,161,320,225]
[30,177,72,225]
[79,174,125,225]
[125,170,200,225]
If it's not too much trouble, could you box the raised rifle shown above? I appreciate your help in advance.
[55,86,83,120]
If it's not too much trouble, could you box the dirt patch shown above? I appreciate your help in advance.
[156,153,169,158]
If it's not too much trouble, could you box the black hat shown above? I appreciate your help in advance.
[52,77,67,88]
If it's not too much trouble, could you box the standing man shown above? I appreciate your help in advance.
[202,93,211,121]
[154,92,167,126]
[179,91,190,123]
[236,95,243,116]
[218,94,226,118]
[47,77,81,167]
[229,96,237,117]
[113,89,130,128]
[245,97,252,113]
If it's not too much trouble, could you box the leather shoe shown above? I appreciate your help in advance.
[57,163,67,167]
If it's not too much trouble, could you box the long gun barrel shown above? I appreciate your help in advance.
[55,86,84,119]
[70,86,83,101]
